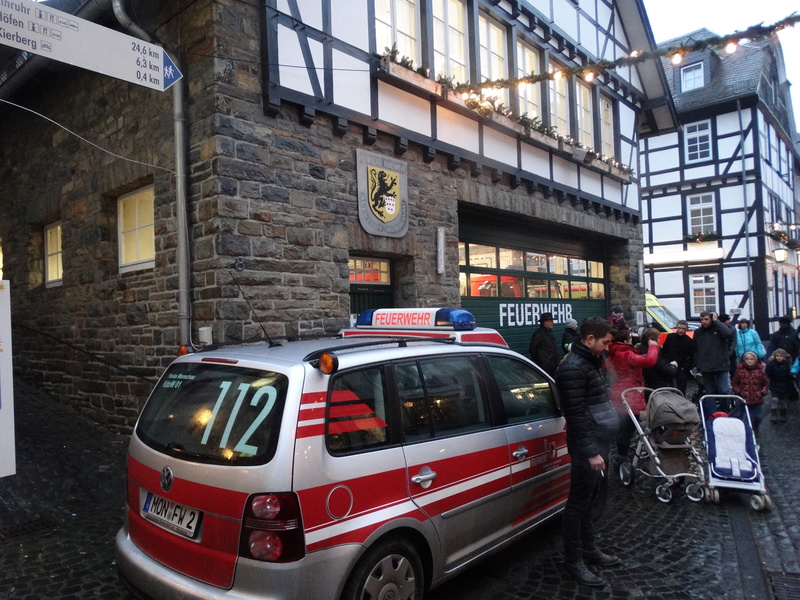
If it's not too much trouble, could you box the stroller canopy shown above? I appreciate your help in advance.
[642,389,701,430]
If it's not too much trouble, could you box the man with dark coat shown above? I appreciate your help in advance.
[767,316,800,361]
[694,311,734,397]
[554,317,620,587]
[662,320,696,395]
[529,312,559,376]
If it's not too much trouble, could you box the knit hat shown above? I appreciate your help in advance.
[565,318,578,328]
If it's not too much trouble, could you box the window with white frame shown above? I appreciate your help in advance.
[600,96,615,158]
[433,0,468,84]
[575,80,593,148]
[548,63,569,136]
[685,120,711,163]
[44,222,63,286]
[516,41,540,119]
[687,193,715,236]
[118,185,155,273]
[690,273,718,315]
[478,13,507,104]
[375,0,419,65]
[681,63,704,92]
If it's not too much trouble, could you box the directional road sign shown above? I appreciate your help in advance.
[0,0,182,91]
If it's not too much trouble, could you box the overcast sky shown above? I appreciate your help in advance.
[642,0,800,133]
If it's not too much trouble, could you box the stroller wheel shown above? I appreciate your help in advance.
[655,484,673,503]
[764,495,774,510]
[685,482,704,502]
[749,495,766,511]
[619,460,635,487]
[711,488,720,504]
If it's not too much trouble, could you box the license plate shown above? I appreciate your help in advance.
[142,492,202,539]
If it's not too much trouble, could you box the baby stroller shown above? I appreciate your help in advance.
[698,395,772,511]
[618,387,705,503]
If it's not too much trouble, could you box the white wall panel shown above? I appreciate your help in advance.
[718,110,752,135]
[619,104,636,139]
[650,219,683,242]
[436,106,479,153]
[278,27,323,96]
[378,82,432,136]
[684,165,715,180]
[653,270,686,296]
[717,137,741,163]
[483,127,519,167]
[579,15,598,57]
[553,0,578,40]
[723,267,750,290]
[645,133,679,150]
[647,147,679,171]
[605,179,622,204]
[521,144,550,176]
[579,168,603,197]
[649,194,682,219]
[719,184,748,211]
[279,0,323,31]
[331,0,368,50]
[649,172,679,187]
[596,1,612,29]
[529,0,552,20]
[333,51,372,115]
[551,155,579,187]
[579,0,597,20]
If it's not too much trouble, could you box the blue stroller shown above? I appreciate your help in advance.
[699,394,772,511]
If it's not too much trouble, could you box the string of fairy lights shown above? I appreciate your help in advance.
[382,14,799,174]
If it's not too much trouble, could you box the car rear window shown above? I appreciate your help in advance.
[136,362,288,465]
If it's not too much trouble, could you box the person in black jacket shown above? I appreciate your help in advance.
[529,312,559,376]
[766,316,800,361]
[639,327,678,392]
[662,320,696,395]
[554,317,619,587]
[695,311,734,417]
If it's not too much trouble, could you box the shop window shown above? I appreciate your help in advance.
[589,281,605,299]
[467,244,497,269]
[499,276,523,297]
[118,185,155,273]
[548,63,569,136]
[600,96,615,159]
[551,279,569,299]
[525,251,547,273]
[681,63,704,92]
[516,41,541,119]
[690,273,717,315]
[588,260,604,279]
[498,247,524,270]
[470,273,497,296]
[375,0,419,64]
[575,80,593,148]
[433,0,468,84]
[349,258,391,284]
[44,222,63,287]
[526,278,549,298]
[548,255,569,275]
[687,193,715,236]
[569,258,587,277]
[478,13,508,104]
[684,120,711,163]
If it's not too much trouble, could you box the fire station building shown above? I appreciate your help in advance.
[0,0,674,429]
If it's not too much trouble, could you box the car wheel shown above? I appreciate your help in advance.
[340,537,424,600]
[619,460,635,487]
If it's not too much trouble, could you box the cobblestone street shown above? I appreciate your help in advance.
[2,379,799,599]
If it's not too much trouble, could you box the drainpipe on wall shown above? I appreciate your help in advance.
[112,1,192,349]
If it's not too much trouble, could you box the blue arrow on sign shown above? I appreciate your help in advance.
[162,53,183,91]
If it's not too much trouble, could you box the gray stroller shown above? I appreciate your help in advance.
[618,387,705,503]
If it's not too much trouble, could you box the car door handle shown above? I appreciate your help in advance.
[512,446,529,461]
[411,466,437,488]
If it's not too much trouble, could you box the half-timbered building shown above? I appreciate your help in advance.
[640,29,799,338]
[0,0,673,428]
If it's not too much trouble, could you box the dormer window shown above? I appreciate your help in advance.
[681,62,704,92]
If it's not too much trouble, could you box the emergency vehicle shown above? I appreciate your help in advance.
[341,307,508,346]
[115,310,569,600]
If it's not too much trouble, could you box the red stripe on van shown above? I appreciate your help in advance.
[126,457,249,588]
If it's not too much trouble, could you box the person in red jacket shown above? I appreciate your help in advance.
[732,351,769,433]
[604,327,659,458]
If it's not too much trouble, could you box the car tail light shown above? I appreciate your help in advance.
[240,493,305,562]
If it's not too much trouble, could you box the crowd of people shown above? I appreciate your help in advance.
[535,307,797,587]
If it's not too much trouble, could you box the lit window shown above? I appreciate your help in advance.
[576,80,593,148]
[681,63,704,92]
[433,0,468,84]
[690,273,717,315]
[478,13,507,104]
[118,185,155,273]
[348,258,391,285]
[687,193,715,236]
[516,41,540,120]
[548,63,569,136]
[375,0,419,65]
[600,96,615,158]
[45,222,63,287]
[685,120,711,163]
